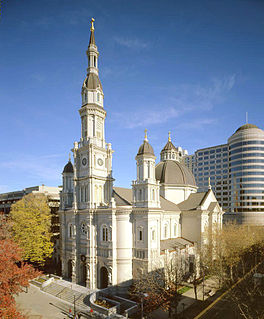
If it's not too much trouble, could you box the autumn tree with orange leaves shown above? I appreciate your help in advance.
[0,214,39,319]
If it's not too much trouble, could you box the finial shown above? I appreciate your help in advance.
[69,153,71,162]
[168,131,171,142]
[208,177,211,190]
[90,18,95,31]
[246,112,248,124]
[144,129,148,142]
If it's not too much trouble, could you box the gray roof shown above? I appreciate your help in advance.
[83,73,102,90]
[235,123,259,133]
[63,161,74,174]
[160,237,194,252]
[177,192,207,210]
[208,202,218,211]
[113,187,180,211]
[155,160,196,186]
[113,187,132,206]
[137,140,155,156]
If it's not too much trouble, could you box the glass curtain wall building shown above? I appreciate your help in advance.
[183,124,264,224]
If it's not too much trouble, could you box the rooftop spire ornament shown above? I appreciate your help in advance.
[208,177,211,190]
[90,18,95,31]
[144,129,148,142]
[168,131,171,142]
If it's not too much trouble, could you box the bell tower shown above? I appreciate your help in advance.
[132,130,160,208]
[73,19,114,210]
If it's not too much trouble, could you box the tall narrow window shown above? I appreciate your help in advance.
[97,92,100,102]
[102,226,108,241]
[139,230,143,241]
[174,223,177,237]
[164,224,168,238]
[94,56,96,67]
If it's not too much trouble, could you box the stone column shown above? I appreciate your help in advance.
[86,262,90,288]
[72,259,77,283]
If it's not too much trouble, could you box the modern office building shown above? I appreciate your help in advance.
[184,124,264,225]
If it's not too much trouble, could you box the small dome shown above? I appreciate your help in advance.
[82,73,102,90]
[235,124,259,133]
[156,160,196,186]
[63,161,74,174]
[161,140,177,152]
[137,140,155,156]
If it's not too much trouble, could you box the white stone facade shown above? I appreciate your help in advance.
[59,21,223,291]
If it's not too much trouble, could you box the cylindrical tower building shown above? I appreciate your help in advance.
[228,124,264,224]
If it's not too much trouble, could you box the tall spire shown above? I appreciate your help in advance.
[89,18,96,46]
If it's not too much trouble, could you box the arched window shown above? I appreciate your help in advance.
[151,229,155,241]
[148,161,150,178]
[137,227,143,241]
[68,223,75,238]
[139,189,142,201]
[102,225,108,241]
[174,223,177,237]
[164,224,168,239]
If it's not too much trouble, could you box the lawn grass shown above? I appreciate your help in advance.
[178,286,191,294]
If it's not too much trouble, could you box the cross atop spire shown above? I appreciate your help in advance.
[144,129,148,142]
[90,18,95,31]
[168,131,171,142]
[208,177,211,190]
[89,18,96,46]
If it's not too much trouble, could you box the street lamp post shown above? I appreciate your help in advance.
[74,294,76,317]
[202,267,205,301]
[141,293,148,319]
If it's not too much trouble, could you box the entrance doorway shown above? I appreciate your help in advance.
[68,260,72,280]
[100,266,108,289]
[81,263,87,286]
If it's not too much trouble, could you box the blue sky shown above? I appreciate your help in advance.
[0,0,264,191]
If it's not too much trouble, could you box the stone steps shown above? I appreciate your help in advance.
[43,283,65,296]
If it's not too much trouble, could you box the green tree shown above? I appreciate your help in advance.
[10,193,53,266]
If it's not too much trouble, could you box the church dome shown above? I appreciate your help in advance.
[82,73,102,90]
[137,140,155,156]
[63,161,74,174]
[235,123,259,133]
[155,160,196,186]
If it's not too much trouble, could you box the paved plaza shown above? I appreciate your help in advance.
[15,283,94,319]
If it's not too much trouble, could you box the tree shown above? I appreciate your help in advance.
[0,214,39,319]
[230,269,264,319]
[130,254,184,318]
[10,193,53,266]
[203,222,264,288]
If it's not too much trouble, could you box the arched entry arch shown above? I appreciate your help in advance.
[68,260,72,280]
[100,266,108,289]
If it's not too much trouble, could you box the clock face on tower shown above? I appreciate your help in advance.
[97,158,103,166]
[82,158,87,166]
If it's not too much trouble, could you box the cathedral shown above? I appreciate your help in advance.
[59,19,223,291]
